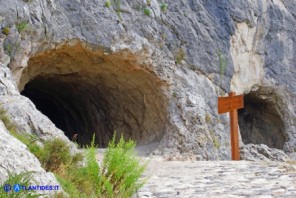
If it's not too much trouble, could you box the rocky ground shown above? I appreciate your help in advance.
[134,157,296,198]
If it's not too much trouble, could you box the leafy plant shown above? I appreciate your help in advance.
[105,0,111,8]
[218,50,226,76]
[9,128,146,197]
[205,113,212,123]
[0,172,39,198]
[146,0,151,6]
[0,106,16,132]
[213,137,221,149]
[175,48,186,64]
[144,7,151,16]
[100,134,147,197]
[160,3,168,12]
[2,27,10,35]
[16,21,28,33]
[114,0,123,21]
[41,139,83,173]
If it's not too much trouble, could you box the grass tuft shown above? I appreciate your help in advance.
[2,27,10,35]
[144,8,151,16]
[105,0,111,8]
[160,3,168,12]
[16,21,28,33]
[0,172,39,198]
[175,48,186,64]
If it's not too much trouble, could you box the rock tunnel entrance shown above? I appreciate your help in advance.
[238,90,286,149]
[19,41,167,147]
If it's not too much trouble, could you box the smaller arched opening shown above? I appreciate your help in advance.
[238,90,287,149]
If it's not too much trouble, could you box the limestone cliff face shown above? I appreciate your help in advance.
[0,0,295,186]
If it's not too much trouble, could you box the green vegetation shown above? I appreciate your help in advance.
[2,27,10,36]
[205,113,212,124]
[1,105,146,197]
[9,130,146,197]
[218,50,226,76]
[213,137,221,149]
[209,130,220,149]
[16,21,28,33]
[100,135,147,197]
[105,0,111,8]
[175,48,186,64]
[172,92,177,97]
[0,106,15,132]
[4,43,13,56]
[144,8,151,16]
[160,3,168,12]
[0,172,39,198]
[146,0,151,6]
[114,0,123,21]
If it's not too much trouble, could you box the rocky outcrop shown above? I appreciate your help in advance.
[240,144,290,162]
[0,0,295,170]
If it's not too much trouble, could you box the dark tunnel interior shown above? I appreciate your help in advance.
[238,91,286,149]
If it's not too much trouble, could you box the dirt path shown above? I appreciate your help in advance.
[135,158,296,198]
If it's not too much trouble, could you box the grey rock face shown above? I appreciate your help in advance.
[240,144,290,162]
[0,0,295,166]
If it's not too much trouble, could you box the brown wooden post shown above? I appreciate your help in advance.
[229,92,240,160]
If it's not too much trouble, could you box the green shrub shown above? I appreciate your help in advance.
[144,8,151,16]
[16,21,28,33]
[2,27,10,35]
[175,48,185,64]
[218,50,226,76]
[105,0,111,8]
[213,137,221,149]
[146,0,151,6]
[114,0,123,21]
[0,172,39,198]
[4,43,14,56]
[100,135,147,197]
[205,113,212,124]
[9,130,146,197]
[160,3,168,12]
[0,106,16,132]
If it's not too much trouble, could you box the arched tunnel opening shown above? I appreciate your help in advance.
[238,90,287,149]
[19,41,168,147]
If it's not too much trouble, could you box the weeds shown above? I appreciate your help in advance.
[175,48,186,64]
[4,109,146,198]
[4,43,13,56]
[100,134,147,197]
[114,0,123,21]
[205,113,212,124]
[146,0,151,6]
[209,130,220,149]
[16,21,28,33]
[144,8,151,16]
[2,27,10,35]
[213,137,221,149]
[160,3,168,12]
[218,50,226,76]
[0,106,15,132]
[0,172,39,198]
[105,0,111,8]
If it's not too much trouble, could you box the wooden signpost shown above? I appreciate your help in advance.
[218,92,244,160]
